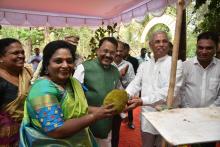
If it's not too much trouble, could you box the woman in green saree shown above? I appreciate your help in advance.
[20,40,115,147]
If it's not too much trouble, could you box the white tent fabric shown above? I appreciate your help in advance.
[0,0,184,27]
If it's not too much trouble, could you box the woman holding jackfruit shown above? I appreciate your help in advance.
[19,40,115,147]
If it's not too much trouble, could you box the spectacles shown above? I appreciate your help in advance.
[100,49,116,56]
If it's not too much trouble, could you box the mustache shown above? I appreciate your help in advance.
[105,56,113,60]
[115,55,122,58]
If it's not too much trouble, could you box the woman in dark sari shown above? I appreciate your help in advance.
[0,38,32,146]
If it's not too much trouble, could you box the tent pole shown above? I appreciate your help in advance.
[179,9,186,61]
[163,0,185,146]
[166,0,185,107]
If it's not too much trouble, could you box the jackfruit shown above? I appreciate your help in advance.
[103,89,129,114]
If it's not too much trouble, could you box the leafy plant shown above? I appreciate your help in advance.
[88,23,118,59]
[194,0,220,33]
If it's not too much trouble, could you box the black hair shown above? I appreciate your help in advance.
[123,43,130,51]
[34,47,40,50]
[197,32,218,47]
[0,38,21,56]
[168,41,173,56]
[141,48,147,51]
[98,37,118,49]
[117,40,125,48]
[40,40,76,76]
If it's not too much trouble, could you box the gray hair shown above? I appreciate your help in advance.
[149,31,168,44]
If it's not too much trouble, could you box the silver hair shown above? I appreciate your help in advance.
[149,31,168,44]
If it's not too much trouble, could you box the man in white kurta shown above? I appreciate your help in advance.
[111,41,135,147]
[126,31,183,147]
[112,60,134,88]
[180,32,220,108]
[112,41,135,89]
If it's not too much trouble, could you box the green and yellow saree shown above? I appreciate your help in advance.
[19,77,94,147]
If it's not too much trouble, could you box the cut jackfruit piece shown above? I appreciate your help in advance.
[103,89,129,114]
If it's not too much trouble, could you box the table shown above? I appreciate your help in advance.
[143,107,220,146]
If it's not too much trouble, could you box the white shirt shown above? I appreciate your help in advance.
[112,60,135,88]
[73,64,85,83]
[180,57,220,108]
[126,55,183,133]
[74,53,84,68]
[136,55,149,65]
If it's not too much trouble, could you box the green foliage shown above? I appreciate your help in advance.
[166,6,176,17]
[0,26,44,49]
[147,24,171,40]
[0,26,20,39]
[184,0,220,57]
[194,0,208,10]
[194,0,220,33]
[0,26,94,57]
[119,20,146,55]
[88,23,118,59]
[186,33,197,58]
[26,28,44,47]
[47,26,93,57]
[48,27,78,40]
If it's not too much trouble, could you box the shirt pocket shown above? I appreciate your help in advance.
[157,70,168,88]
[209,78,220,90]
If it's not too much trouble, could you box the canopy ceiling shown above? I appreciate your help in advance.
[0,0,180,27]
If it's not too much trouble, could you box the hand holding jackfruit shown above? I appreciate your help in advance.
[103,89,129,114]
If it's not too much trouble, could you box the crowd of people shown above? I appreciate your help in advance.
[0,30,219,147]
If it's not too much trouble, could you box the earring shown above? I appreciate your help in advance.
[44,68,49,75]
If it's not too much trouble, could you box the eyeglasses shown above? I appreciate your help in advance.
[100,48,116,56]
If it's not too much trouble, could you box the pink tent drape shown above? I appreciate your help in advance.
[0,0,186,27]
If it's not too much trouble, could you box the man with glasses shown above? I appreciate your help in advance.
[74,37,120,147]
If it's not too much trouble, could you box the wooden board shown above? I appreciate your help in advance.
[143,107,220,146]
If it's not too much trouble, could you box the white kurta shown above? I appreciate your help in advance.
[126,55,183,134]
[73,64,85,83]
[112,60,135,88]
[180,57,220,108]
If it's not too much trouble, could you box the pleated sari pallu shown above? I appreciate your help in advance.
[0,67,32,147]
[19,77,94,147]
